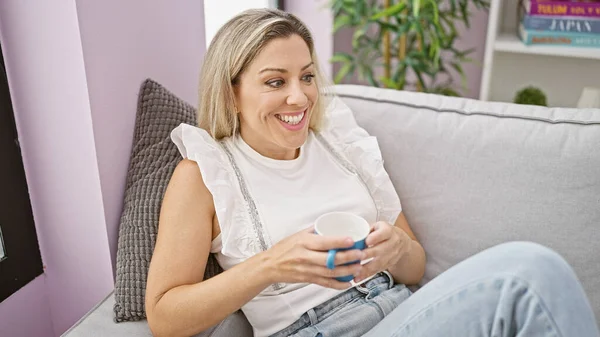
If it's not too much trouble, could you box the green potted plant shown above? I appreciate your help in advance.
[330,0,489,96]
[513,86,548,107]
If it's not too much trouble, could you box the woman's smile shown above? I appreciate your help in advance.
[274,108,308,131]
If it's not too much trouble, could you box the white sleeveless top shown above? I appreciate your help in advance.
[170,97,402,337]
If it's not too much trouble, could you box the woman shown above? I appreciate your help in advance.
[145,8,599,337]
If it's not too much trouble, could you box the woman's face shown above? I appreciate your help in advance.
[234,34,318,160]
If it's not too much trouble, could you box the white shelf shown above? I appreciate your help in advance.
[480,0,600,106]
[495,34,600,61]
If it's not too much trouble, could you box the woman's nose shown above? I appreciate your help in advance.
[286,83,308,107]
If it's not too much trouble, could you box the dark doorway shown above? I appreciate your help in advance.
[0,41,44,303]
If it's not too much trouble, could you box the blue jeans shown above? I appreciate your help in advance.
[271,242,600,337]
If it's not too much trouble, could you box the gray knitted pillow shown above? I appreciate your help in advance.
[113,79,224,322]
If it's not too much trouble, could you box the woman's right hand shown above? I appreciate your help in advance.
[262,226,366,290]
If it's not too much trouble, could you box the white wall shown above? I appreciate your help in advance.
[204,0,272,47]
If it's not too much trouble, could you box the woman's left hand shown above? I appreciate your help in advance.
[354,221,412,283]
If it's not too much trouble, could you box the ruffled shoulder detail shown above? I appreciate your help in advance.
[318,97,402,224]
[170,123,262,264]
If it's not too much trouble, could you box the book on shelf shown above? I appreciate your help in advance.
[518,2,600,34]
[519,22,600,46]
[522,15,600,34]
[522,0,600,17]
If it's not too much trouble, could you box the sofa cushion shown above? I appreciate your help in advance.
[62,292,252,337]
[113,79,224,322]
[333,84,600,322]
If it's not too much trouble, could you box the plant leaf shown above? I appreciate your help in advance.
[365,67,379,87]
[370,2,407,20]
[352,27,368,49]
[331,0,344,17]
[328,0,487,97]
[432,86,461,97]
[376,21,398,32]
[460,2,470,27]
[396,20,412,35]
[329,52,354,64]
[450,62,468,92]
[426,0,439,25]
[449,0,457,13]
[333,14,353,33]
[380,77,398,89]
[392,64,407,87]
[334,62,354,84]
[413,0,422,17]
[413,67,428,92]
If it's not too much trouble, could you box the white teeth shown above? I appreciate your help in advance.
[277,112,304,125]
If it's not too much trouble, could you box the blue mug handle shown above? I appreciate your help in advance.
[326,249,338,270]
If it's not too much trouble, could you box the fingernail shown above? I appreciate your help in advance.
[346,238,354,245]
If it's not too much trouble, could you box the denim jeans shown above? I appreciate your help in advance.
[271,241,600,337]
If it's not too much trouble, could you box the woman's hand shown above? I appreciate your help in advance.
[354,221,413,283]
[263,226,366,290]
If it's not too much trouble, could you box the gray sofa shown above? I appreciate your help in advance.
[63,84,600,336]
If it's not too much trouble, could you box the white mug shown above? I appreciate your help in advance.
[314,212,370,282]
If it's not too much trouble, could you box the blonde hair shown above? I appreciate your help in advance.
[198,8,330,139]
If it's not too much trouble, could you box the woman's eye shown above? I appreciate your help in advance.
[267,79,284,88]
[302,74,315,83]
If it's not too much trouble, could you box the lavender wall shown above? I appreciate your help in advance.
[76,0,206,272]
[0,277,54,336]
[0,1,114,336]
[0,1,206,336]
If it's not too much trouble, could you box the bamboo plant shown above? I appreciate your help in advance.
[330,0,489,96]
